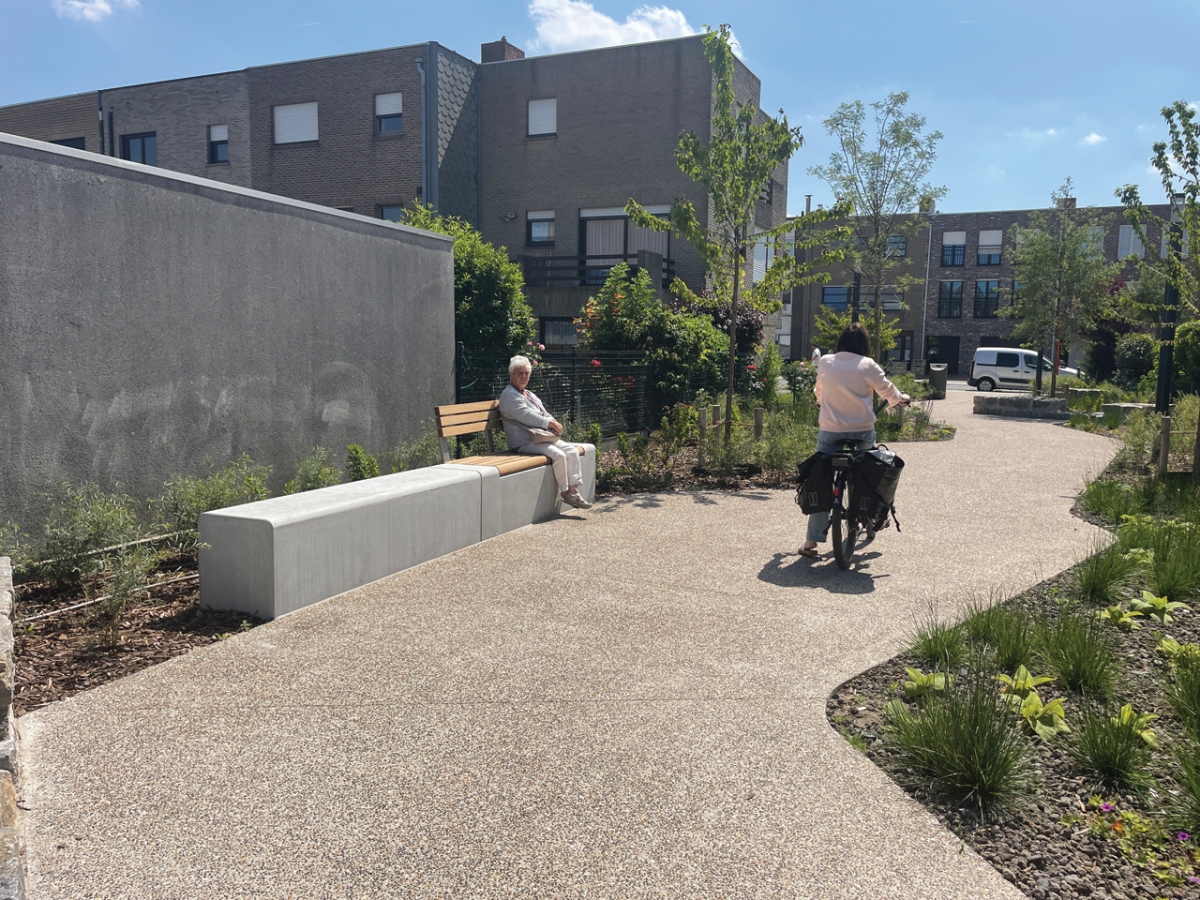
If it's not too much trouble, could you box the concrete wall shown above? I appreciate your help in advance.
[0,134,454,533]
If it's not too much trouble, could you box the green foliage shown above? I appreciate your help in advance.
[284,447,341,494]
[1069,705,1154,790]
[1014,691,1071,742]
[1114,333,1159,390]
[1113,704,1158,748]
[158,454,271,549]
[1139,522,1200,602]
[906,615,966,670]
[782,358,817,403]
[903,667,952,700]
[753,343,784,410]
[1097,605,1144,631]
[0,523,31,575]
[808,91,945,362]
[1168,744,1200,834]
[94,546,160,640]
[753,406,818,477]
[387,424,442,473]
[1080,480,1144,523]
[587,422,603,448]
[345,444,380,482]
[1157,636,1186,661]
[1166,648,1200,746]
[1004,178,1122,397]
[576,263,726,396]
[1036,613,1119,698]
[39,483,144,587]
[402,203,535,360]
[1074,539,1139,606]
[963,603,1037,672]
[1082,796,1198,881]
[626,24,851,445]
[1131,589,1192,624]
[1116,407,1161,471]
[1174,320,1200,395]
[995,664,1054,702]
[885,670,1034,819]
[812,305,901,361]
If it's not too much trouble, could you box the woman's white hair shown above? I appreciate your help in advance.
[509,355,533,375]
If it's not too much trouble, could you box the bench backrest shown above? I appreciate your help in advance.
[434,401,501,463]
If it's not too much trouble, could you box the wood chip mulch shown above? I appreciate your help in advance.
[12,557,263,717]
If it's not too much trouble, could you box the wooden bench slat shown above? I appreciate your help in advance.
[440,421,501,438]
[435,400,498,415]
[445,446,589,474]
[437,410,501,428]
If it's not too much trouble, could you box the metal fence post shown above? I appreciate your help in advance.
[697,407,707,467]
[754,407,764,440]
[1159,415,1171,479]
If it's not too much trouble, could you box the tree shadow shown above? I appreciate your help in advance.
[758,550,885,595]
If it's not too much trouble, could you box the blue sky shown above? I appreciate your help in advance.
[3,0,1197,216]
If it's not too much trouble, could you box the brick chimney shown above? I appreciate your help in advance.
[481,36,525,63]
[1055,197,1077,209]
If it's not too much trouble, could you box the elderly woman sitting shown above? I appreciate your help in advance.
[498,355,592,510]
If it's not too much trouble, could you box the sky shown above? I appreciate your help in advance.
[3,0,1197,216]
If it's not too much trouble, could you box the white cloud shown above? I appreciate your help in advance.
[52,0,139,22]
[1083,132,1107,146]
[1007,127,1059,140]
[528,0,739,56]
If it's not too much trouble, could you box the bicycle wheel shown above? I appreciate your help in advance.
[831,473,858,570]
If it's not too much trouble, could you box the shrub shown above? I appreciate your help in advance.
[1117,408,1160,471]
[1080,480,1144,523]
[1075,539,1139,606]
[94,546,160,640]
[1145,523,1200,602]
[1113,332,1158,390]
[906,614,966,670]
[284,447,341,494]
[1166,650,1200,746]
[1036,613,1118,698]
[39,483,144,587]
[753,343,784,410]
[963,604,1038,672]
[1168,743,1200,834]
[886,669,1034,819]
[158,454,271,549]
[387,424,442,473]
[755,408,818,478]
[1068,703,1154,791]
[0,523,31,576]
[345,444,380,481]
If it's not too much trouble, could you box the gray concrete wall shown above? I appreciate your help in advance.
[0,134,455,533]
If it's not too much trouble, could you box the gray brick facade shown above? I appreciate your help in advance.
[0,93,97,152]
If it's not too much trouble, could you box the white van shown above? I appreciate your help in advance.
[967,347,1080,392]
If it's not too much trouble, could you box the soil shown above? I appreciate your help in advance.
[827,547,1200,900]
[12,556,263,717]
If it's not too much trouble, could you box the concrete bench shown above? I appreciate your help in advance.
[198,406,595,620]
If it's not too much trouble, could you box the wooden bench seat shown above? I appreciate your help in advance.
[434,400,587,471]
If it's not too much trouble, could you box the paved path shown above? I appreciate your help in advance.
[19,393,1117,899]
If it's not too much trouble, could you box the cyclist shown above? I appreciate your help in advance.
[799,323,910,558]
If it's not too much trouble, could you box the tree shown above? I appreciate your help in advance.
[1004,179,1120,397]
[626,24,851,446]
[402,204,536,363]
[808,92,946,362]
[812,305,901,361]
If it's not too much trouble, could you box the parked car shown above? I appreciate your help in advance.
[967,347,1080,392]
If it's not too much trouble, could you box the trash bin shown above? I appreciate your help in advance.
[927,363,948,400]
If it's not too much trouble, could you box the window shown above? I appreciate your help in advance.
[1118,224,1145,259]
[121,132,157,166]
[1083,226,1105,260]
[938,281,963,318]
[886,235,907,258]
[822,286,849,310]
[51,137,86,150]
[375,93,403,134]
[541,318,578,347]
[1012,280,1023,300]
[751,233,775,284]
[378,205,404,222]
[776,332,792,347]
[977,229,1002,265]
[274,102,318,144]
[208,124,228,164]
[527,98,557,136]
[759,179,774,204]
[974,280,1000,318]
[526,210,555,245]
[941,230,966,266]
[995,352,1020,368]
[860,286,904,310]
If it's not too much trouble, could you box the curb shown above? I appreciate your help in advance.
[0,560,25,900]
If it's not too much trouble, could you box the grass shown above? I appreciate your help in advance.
[1075,539,1139,607]
[1067,703,1154,792]
[1147,524,1200,603]
[1168,744,1200,834]
[1080,480,1145,522]
[886,669,1034,819]
[1165,654,1200,746]
[1036,613,1119,698]
[906,613,966,671]
[959,603,1038,673]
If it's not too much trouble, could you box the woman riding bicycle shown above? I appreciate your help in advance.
[800,323,909,558]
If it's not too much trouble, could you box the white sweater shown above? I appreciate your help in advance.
[814,352,907,432]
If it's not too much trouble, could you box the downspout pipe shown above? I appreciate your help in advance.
[97,91,104,155]
[920,215,934,360]
[416,57,427,207]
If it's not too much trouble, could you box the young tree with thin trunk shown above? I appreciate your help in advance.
[808,92,946,363]
[1005,179,1120,397]
[627,24,850,447]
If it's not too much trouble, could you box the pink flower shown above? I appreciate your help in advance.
[591,359,601,367]
[1178,832,1190,842]
[746,364,757,371]
[1100,803,1115,813]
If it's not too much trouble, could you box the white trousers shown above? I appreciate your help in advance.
[518,440,582,493]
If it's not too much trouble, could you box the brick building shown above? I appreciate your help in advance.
[780,201,1172,375]
[0,34,789,346]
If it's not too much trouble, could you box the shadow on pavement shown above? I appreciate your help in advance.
[758,550,885,594]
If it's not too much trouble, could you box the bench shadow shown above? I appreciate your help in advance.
[758,550,884,594]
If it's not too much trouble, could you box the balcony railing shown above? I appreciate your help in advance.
[523,255,676,289]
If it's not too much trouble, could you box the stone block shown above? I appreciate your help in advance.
[1102,402,1155,422]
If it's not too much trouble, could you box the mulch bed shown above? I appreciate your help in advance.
[827,543,1200,899]
[12,556,262,717]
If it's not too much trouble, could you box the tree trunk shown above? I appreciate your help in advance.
[1050,324,1062,399]
[873,270,885,364]
[724,238,741,448]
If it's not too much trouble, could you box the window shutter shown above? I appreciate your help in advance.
[978,229,1003,247]
[942,231,966,246]
[375,93,403,116]
[210,124,228,142]
[274,102,318,144]
[528,98,557,136]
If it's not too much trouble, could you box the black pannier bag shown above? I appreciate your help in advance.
[795,452,834,514]
[851,445,905,522]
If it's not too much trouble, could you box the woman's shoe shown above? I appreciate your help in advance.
[798,546,820,558]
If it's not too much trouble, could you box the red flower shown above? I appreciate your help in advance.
[746,364,757,371]
[591,359,602,367]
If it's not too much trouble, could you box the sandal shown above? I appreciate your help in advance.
[798,546,820,558]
